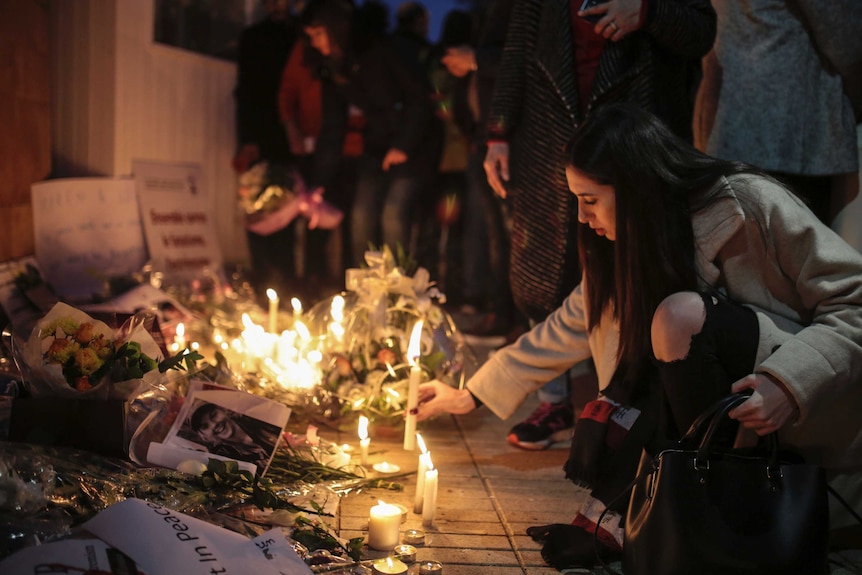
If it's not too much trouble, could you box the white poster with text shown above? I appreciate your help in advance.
[31,177,148,302]
[133,159,223,283]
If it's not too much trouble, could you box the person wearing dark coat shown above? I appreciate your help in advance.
[233,0,300,294]
[480,0,717,451]
[301,0,443,266]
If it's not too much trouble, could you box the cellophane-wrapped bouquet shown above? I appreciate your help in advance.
[19,302,172,401]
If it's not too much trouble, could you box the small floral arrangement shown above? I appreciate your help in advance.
[296,246,470,428]
[21,302,201,400]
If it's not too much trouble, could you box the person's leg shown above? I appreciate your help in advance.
[651,291,759,437]
[350,160,385,266]
[380,175,421,255]
[460,151,492,310]
[507,320,578,450]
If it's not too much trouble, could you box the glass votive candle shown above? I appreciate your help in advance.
[419,560,443,575]
[403,529,425,545]
[394,544,417,564]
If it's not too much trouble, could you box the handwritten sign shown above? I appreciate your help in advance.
[83,498,312,575]
[133,159,223,283]
[31,178,148,302]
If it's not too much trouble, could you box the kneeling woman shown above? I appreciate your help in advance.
[416,103,862,567]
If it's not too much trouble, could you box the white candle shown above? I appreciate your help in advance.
[173,322,186,351]
[414,436,429,513]
[422,455,438,527]
[371,556,408,575]
[291,296,303,319]
[266,289,279,334]
[358,415,370,466]
[403,320,424,451]
[368,501,402,551]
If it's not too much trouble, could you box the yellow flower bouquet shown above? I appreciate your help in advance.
[21,302,168,400]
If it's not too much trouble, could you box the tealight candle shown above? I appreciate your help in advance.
[371,556,408,575]
[394,544,417,564]
[403,529,425,545]
[368,501,402,551]
[419,560,443,575]
[373,461,401,474]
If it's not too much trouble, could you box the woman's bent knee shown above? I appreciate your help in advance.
[651,292,706,361]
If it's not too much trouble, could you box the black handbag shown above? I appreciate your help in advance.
[622,392,830,575]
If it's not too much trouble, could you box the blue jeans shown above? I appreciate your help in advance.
[350,160,423,266]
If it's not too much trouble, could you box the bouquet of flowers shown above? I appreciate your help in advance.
[239,161,343,236]
[19,302,191,401]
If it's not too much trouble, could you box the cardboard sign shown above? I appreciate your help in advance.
[133,159,223,283]
[31,177,148,302]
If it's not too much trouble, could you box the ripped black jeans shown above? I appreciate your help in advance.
[655,292,759,439]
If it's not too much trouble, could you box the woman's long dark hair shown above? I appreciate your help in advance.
[567,104,755,365]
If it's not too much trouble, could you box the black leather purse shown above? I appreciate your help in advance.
[622,392,830,575]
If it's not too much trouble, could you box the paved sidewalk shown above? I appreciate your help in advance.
[326,391,586,575]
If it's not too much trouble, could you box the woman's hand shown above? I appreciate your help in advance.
[414,381,478,421]
[382,148,408,171]
[484,142,511,198]
[729,373,800,435]
[579,0,644,41]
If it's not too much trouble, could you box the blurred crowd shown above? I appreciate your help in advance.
[233,0,861,450]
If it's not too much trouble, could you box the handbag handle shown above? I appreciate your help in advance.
[692,391,782,482]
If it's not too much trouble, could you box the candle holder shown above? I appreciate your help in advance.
[418,560,443,575]
[393,544,416,564]
[403,529,425,545]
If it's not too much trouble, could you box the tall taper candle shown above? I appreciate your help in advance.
[404,320,424,451]
[358,415,370,467]
[421,455,438,527]
[413,436,429,513]
[266,289,279,334]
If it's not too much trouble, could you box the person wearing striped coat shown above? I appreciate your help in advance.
[483,0,717,451]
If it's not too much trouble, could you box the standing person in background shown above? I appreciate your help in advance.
[392,1,432,79]
[233,0,300,295]
[279,32,364,287]
[301,0,442,267]
[482,0,716,450]
[693,0,860,225]
[440,0,519,346]
[422,9,473,287]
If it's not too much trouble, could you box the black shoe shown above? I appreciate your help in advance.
[507,400,575,450]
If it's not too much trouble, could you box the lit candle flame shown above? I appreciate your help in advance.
[421,451,434,471]
[417,433,427,454]
[266,288,278,303]
[331,294,345,323]
[291,297,303,315]
[359,415,369,440]
[294,320,311,341]
[408,320,424,364]
[176,322,185,338]
[241,313,254,329]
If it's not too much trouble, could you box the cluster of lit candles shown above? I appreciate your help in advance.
[193,290,442,573]
[201,289,352,391]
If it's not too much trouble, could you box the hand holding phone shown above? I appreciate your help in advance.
[579,0,610,24]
